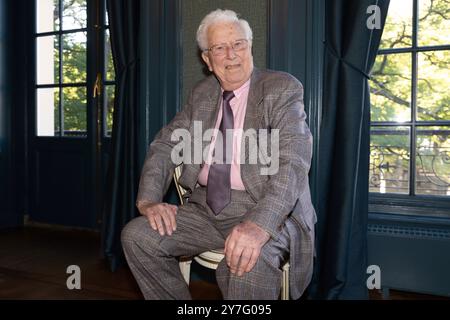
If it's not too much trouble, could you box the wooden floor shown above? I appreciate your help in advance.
[0,225,222,300]
[0,225,446,300]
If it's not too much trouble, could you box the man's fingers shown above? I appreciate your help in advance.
[153,214,165,236]
[236,248,253,276]
[244,248,260,273]
[225,237,235,267]
[163,204,176,231]
[229,246,243,274]
[148,215,157,231]
[160,211,173,235]
[168,209,177,231]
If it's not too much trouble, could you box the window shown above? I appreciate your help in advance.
[35,0,115,137]
[369,0,450,200]
[36,0,87,136]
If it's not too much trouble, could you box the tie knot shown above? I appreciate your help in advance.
[223,91,235,103]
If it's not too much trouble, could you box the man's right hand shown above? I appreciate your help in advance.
[137,202,178,236]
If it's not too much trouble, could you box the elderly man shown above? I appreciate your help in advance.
[121,9,316,300]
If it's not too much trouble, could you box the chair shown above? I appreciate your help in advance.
[174,165,290,300]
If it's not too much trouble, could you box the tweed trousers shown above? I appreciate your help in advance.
[121,186,291,300]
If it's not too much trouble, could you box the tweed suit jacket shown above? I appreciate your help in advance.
[136,68,317,299]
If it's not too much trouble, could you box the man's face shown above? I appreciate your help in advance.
[201,22,254,91]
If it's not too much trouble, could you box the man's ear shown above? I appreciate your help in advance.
[201,52,213,72]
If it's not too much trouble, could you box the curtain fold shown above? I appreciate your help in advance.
[309,0,390,299]
[102,0,140,271]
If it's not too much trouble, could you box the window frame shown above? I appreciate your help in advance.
[102,17,116,138]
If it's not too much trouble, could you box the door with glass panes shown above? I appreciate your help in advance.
[31,0,115,228]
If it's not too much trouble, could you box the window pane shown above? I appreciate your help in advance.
[417,51,450,121]
[105,5,109,26]
[62,32,87,83]
[370,126,410,194]
[418,0,450,46]
[416,126,450,196]
[36,35,59,84]
[36,0,59,33]
[370,53,412,122]
[380,0,413,49]
[105,29,115,81]
[63,86,87,136]
[62,0,87,30]
[37,88,60,136]
[105,85,115,136]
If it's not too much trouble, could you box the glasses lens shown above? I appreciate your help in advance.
[233,40,247,50]
[210,40,248,56]
[215,45,226,55]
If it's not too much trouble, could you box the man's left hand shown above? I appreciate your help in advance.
[224,221,270,276]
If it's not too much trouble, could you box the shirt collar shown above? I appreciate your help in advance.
[221,78,251,100]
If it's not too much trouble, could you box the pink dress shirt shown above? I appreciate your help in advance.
[197,79,250,190]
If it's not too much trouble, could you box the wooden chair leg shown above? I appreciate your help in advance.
[281,263,290,300]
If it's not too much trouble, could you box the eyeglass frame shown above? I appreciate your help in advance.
[204,39,250,56]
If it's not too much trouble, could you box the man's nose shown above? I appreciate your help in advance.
[225,46,237,59]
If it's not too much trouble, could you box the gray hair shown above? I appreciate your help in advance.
[196,9,253,51]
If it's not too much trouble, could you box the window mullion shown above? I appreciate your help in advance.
[410,51,417,196]
[409,0,419,196]
[412,0,418,48]
[58,0,63,137]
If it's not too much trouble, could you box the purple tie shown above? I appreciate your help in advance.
[206,90,235,215]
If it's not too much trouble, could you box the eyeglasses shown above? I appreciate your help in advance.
[206,39,249,56]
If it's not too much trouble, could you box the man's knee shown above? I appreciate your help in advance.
[216,253,282,300]
[216,249,283,281]
[121,215,156,251]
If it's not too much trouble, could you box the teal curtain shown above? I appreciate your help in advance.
[309,0,390,299]
[102,0,140,271]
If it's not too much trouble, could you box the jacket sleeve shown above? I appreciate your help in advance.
[136,91,194,206]
[245,78,313,240]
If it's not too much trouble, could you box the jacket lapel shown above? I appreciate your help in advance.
[243,68,265,135]
[180,76,220,192]
[241,69,265,199]
[201,82,222,154]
